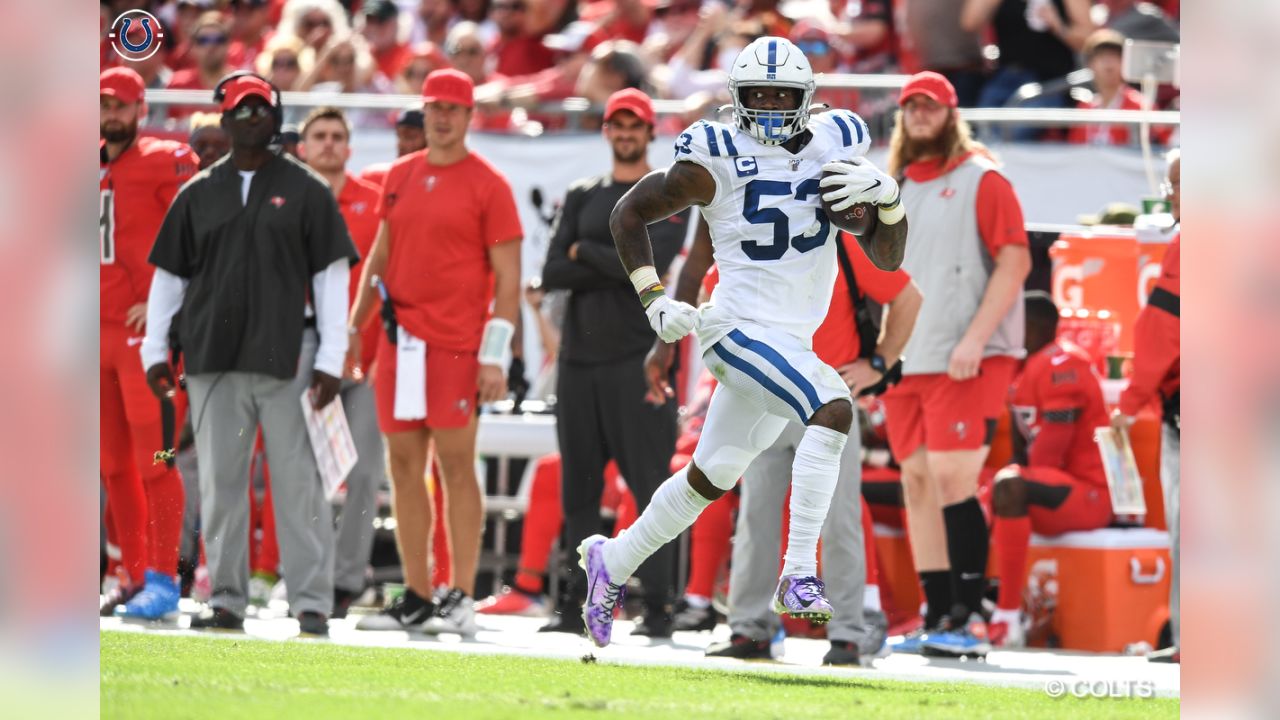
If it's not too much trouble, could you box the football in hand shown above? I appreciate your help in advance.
[821,167,876,236]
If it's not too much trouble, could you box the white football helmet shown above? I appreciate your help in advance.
[727,36,817,146]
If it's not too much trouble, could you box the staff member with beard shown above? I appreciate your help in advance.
[537,89,692,637]
[142,73,359,636]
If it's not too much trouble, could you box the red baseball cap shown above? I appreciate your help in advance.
[898,71,958,109]
[422,68,474,108]
[219,75,276,111]
[100,67,146,105]
[604,88,655,126]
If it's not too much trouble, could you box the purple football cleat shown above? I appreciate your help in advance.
[772,575,834,624]
[578,534,626,648]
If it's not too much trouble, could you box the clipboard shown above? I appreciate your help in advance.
[301,391,359,500]
[1093,426,1147,516]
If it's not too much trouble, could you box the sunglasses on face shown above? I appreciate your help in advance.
[195,34,228,47]
[329,54,355,66]
[301,16,332,31]
[795,40,830,56]
[450,45,483,56]
[493,2,526,11]
[273,56,299,69]
[231,104,273,121]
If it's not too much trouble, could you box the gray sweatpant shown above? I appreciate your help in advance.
[186,330,334,616]
[333,379,385,594]
[1161,423,1180,647]
[728,419,868,645]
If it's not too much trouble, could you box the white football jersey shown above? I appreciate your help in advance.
[676,110,873,350]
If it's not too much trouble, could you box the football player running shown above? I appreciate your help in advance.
[578,36,909,648]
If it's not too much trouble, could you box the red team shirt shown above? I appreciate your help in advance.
[100,136,198,325]
[336,172,384,369]
[376,150,523,351]
[1009,339,1109,487]
[811,232,911,367]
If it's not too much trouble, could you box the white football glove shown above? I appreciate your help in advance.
[819,158,900,212]
[645,294,700,343]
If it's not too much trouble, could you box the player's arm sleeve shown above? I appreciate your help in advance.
[673,121,728,206]
[976,171,1029,256]
[813,110,873,157]
[303,178,359,273]
[311,258,351,378]
[140,268,188,371]
[541,184,618,291]
[1119,242,1180,416]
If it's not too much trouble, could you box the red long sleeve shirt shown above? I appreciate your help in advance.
[1119,233,1180,416]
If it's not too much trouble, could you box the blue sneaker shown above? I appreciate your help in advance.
[922,613,991,658]
[117,569,180,621]
[890,626,930,654]
[772,575,833,624]
[578,534,626,648]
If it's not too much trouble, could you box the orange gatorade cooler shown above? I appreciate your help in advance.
[1024,528,1171,652]
[873,524,921,622]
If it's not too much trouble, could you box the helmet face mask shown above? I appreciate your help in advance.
[728,37,816,146]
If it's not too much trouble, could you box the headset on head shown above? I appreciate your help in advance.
[212,70,285,139]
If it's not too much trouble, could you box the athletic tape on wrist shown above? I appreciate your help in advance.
[877,194,905,225]
[478,318,515,367]
[629,266,661,295]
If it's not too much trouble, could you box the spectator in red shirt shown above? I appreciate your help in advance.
[446,21,491,85]
[488,0,557,77]
[393,42,452,96]
[228,0,274,71]
[255,35,310,91]
[988,291,1113,649]
[791,19,860,115]
[166,0,218,73]
[582,0,654,52]
[1068,29,1171,146]
[1113,149,1179,663]
[360,0,414,83]
[167,12,233,120]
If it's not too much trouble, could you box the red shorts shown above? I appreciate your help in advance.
[100,323,186,479]
[373,331,479,433]
[881,356,1018,458]
[997,465,1113,536]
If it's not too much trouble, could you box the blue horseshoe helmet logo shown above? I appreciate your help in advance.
[119,18,155,53]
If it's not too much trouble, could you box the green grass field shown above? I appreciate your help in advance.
[101,631,1177,719]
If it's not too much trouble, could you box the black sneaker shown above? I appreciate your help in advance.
[298,611,329,637]
[355,588,435,631]
[332,587,361,620]
[822,640,861,666]
[539,605,586,635]
[705,633,772,659]
[189,607,245,631]
[673,599,718,632]
[631,611,674,638]
[100,583,142,617]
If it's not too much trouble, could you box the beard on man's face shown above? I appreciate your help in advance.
[100,119,137,144]
[611,141,646,165]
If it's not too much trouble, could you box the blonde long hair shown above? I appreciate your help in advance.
[886,107,994,178]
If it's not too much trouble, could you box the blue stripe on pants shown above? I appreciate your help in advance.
[725,329,822,415]
[710,343,810,423]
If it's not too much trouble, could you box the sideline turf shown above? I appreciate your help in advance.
[101,631,1178,719]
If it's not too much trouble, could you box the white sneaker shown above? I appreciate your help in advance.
[248,573,276,608]
[421,588,478,636]
[990,609,1026,649]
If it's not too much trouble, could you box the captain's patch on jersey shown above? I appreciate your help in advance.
[734,157,759,177]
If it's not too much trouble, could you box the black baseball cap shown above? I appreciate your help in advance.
[362,0,400,22]
[395,107,425,129]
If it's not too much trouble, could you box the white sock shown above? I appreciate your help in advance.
[602,467,712,580]
[864,585,882,612]
[992,607,1021,625]
[781,425,848,577]
[684,594,711,609]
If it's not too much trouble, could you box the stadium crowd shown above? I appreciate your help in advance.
[101,0,1181,667]
[102,0,1179,140]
